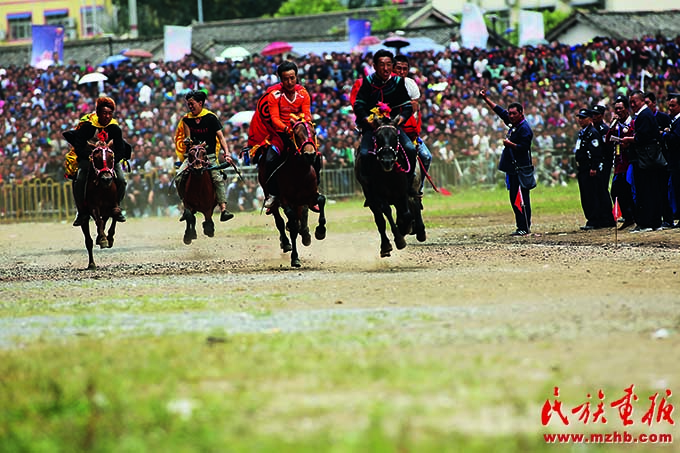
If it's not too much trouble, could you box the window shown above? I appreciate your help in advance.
[8,13,32,41]
[45,10,69,27]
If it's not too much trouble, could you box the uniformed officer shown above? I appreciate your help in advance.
[591,104,613,194]
[575,108,615,230]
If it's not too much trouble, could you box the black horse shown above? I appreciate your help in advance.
[177,142,217,245]
[80,139,119,269]
[260,117,326,268]
[355,118,426,257]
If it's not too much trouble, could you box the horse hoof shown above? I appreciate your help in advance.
[417,231,427,242]
[281,241,292,253]
[395,236,407,250]
[87,263,96,270]
[314,226,326,241]
[301,234,312,247]
[98,239,109,249]
[380,243,393,257]
[183,235,193,245]
[203,221,215,237]
[380,250,391,258]
[191,230,198,240]
[291,259,301,268]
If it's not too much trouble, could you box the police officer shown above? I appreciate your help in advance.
[591,104,613,194]
[661,93,680,227]
[575,108,615,230]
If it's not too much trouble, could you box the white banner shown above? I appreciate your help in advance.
[460,3,488,50]
[519,10,546,47]
[164,25,192,62]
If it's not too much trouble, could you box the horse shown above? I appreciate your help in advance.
[355,117,426,258]
[259,117,326,268]
[80,138,119,269]
[177,141,218,245]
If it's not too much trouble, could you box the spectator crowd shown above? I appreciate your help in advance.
[1,34,679,217]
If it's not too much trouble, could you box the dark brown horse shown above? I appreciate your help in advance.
[80,139,119,269]
[177,142,217,245]
[259,117,326,268]
[355,118,425,257]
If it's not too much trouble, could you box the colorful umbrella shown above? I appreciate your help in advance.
[383,35,410,54]
[99,55,130,67]
[261,41,293,56]
[220,46,251,61]
[227,111,255,126]
[78,72,109,85]
[358,35,381,46]
[122,48,153,58]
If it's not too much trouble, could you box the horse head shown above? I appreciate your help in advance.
[289,115,318,165]
[89,139,115,186]
[186,141,210,171]
[373,118,401,173]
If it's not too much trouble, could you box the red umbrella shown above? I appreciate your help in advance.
[122,48,153,58]
[261,41,293,56]
[358,35,381,47]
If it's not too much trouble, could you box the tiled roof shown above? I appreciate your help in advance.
[546,9,680,42]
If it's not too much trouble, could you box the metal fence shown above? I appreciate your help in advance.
[0,162,474,223]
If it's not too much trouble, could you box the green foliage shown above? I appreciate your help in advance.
[274,0,345,17]
[371,4,405,32]
[543,9,571,34]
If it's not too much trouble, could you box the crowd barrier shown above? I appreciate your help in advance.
[0,163,466,223]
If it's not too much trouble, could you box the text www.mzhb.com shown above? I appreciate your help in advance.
[544,431,673,444]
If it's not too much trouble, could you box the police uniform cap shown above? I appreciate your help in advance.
[590,105,606,115]
[667,92,680,101]
[577,108,593,118]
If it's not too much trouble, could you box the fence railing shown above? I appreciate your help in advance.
[0,162,478,223]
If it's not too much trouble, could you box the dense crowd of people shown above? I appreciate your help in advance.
[1,34,679,218]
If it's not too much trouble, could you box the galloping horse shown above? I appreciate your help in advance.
[80,137,119,269]
[177,141,217,245]
[355,117,426,257]
[259,116,326,268]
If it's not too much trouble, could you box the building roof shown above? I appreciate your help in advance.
[546,9,680,43]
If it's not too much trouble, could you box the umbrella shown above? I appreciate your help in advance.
[78,72,109,85]
[383,35,410,54]
[227,110,255,126]
[122,48,153,58]
[99,55,130,68]
[359,35,381,47]
[220,46,251,61]
[261,41,293,56]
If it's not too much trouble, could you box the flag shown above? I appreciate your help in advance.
[612,197,622,221]
[514,188,524,213]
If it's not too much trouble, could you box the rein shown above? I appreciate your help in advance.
[371,124,410,174]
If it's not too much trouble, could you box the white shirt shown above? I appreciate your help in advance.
[404,77,420,101]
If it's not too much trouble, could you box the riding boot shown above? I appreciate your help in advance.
[72,171,88,226]
[112,181,127,222]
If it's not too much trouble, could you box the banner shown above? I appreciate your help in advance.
[164,25,192,62]
[460,3,488,50]
[348,18,371,52]
[519,10,546,47]
[31,25,64,69]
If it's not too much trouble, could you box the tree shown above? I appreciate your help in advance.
[274,0,345,17]
[371,4,405,32]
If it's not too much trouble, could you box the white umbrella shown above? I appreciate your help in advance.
[228,110,255,126]
[220,46,251,61]
[78,73,109,84]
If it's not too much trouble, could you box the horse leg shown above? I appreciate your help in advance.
[284,206,301,268]
[314,194,327,241]
[81,223,95,270]
[395,197,413,237]
[411,198,426,242]
[183,211,197,245]
[202,214,215,238]
[300,208,311,247]
[367,199,392,257]
[93,211,109,249]
[272,208,292,253]
[383,204,406,250]
[106,219,117,249]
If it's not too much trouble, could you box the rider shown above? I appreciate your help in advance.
[63,96,129,226]
[174,89,234,222]
[393,54,432,195]
[260,61,320,209]
[352,49,417,193]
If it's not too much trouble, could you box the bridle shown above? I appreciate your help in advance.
[187,142,210,170]
[372,124,410,173]
[290,119,318,155]
[90,143,115,179]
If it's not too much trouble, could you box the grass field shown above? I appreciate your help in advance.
[1,185,678,453]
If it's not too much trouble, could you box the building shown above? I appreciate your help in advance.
[0,0,113,43]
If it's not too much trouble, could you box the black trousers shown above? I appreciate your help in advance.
[508,174,531,232]
[632,163,665,229]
